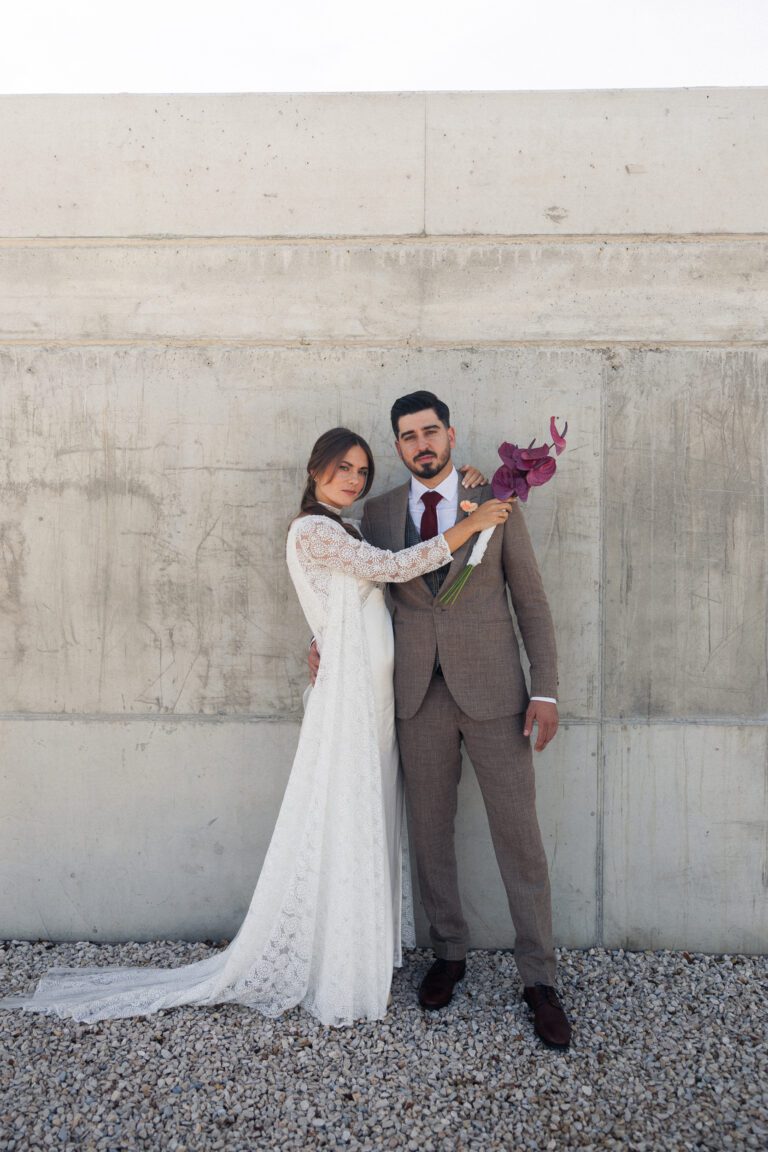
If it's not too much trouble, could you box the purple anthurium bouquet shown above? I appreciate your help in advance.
[440,417,567,606]
[493,416,567,501]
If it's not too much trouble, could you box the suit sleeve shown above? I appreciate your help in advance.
[501,502,558,700]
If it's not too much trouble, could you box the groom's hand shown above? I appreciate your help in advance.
[523,700,559,751]
[308,638,321,685]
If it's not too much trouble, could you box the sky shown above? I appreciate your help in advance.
[2,0,766,93]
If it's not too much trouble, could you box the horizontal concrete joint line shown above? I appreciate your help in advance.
[1,713,765,727]
[1,233,767,248]
[0,712,299,724]
[601,717,768,728]
[2,339,768,350]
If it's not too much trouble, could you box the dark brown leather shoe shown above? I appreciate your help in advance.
[418,958,466,1010]
[523,983,572,1049]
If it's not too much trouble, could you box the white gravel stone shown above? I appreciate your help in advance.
[0,943,766,1150]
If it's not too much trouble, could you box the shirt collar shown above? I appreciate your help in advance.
[411,466,459,502]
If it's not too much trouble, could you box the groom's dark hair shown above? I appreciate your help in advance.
[390,391,450,437]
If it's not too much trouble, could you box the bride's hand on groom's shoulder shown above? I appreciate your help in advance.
[308,638,320,685]
[458,464,487,488]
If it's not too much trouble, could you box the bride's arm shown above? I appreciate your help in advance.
[293,516,452,584]
[295,502,513,583]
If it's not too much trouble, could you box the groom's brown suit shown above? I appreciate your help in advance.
[361,482,558,985]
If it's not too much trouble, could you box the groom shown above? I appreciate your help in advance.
[360,391,571,1050]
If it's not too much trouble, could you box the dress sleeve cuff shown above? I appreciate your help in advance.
[437,533,453,561]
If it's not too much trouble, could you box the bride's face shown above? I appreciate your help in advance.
[314,444,371,510]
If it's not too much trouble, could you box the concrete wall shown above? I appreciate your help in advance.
[1,91,766,953]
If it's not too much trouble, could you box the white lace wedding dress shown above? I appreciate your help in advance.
[0,516,452,1027]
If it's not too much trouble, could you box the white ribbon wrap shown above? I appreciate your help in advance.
[466,525,495,567]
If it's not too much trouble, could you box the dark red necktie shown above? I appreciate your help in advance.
[420,491,443,541]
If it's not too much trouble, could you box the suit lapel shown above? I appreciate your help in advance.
[386,480,434,604]
[382,477,488,599]
[439,483,490,598]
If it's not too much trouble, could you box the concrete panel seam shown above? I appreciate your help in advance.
[764,436,768,715]
[596,351,607,946]
[601,719,768,729]
[0,712,300,725]
[422,95,428,237]
[3,339,768,350]
[1,234,767,248]
[5,713,764,726]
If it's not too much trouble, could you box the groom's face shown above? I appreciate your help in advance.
[394,408,456,482]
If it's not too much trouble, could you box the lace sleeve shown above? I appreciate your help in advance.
[294,516,452,584]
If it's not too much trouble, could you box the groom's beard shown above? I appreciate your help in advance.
[409,447,451,479]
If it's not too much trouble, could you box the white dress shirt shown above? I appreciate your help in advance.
[409,467,461,538]
[408,468,556,706]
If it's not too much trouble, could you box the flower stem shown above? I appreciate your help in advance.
[439,565,475,605]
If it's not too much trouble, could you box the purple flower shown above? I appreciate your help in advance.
[491,418,567,501]
[550,416,568,455]
[526,455,557,486]
[492,464,530,501]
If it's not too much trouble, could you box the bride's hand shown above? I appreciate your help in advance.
[458,464,488,488]
[466,497,516,533]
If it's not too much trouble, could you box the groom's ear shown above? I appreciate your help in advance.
[448,426,456,450]
[394,437,404,461]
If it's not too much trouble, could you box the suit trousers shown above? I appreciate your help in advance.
[396,672,556,987]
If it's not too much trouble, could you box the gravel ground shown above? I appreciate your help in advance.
[1,942,766,1151]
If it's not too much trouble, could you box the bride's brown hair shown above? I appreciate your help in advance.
[300,427,375,538]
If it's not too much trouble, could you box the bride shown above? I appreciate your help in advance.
[0,428,511,1027]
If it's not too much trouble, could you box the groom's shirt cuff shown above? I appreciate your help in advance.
[530,696,557,704]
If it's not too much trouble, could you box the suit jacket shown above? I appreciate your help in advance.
[360,482,558,721]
